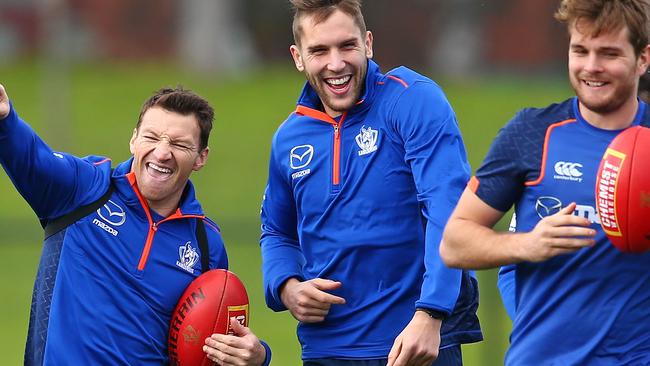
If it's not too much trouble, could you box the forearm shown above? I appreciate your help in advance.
[441,216,527,269]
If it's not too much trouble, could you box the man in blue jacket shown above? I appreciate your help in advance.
[260,1,482,365]
[0,84,270,365]
[441,0,650,365]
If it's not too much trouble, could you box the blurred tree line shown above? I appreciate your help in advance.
[1,0,568,76]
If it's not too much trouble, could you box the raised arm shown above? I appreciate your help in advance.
[0,84,111,220]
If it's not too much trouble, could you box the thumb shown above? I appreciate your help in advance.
[229,317,250,337]
[386,336,402,366]
[310,278,343,291]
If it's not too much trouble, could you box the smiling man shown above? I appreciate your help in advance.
[260,1,482,366]
[0,85,270,366]
[440,0,650,365]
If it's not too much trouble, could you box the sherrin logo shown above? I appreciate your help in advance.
[597,148,625,237]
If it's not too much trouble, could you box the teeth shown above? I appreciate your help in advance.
[327,76,351,86]
[148,163,171,174]
[585,80,605,87]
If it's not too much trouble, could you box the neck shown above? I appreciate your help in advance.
[148,201,178,218]
[323,106,343,118]
[579,97,639,130]
[147,191,183,218]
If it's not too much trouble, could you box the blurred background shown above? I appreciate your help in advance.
[0,0,574,364]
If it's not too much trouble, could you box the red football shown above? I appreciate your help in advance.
[168,269,250,366]
[595,125,650,253]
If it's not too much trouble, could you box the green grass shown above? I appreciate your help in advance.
[0,61,574,365]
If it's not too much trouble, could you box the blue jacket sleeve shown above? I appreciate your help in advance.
[259,132,305,312]
[259,340,272,366]
[388,81,471,315]
[0,102,112,220]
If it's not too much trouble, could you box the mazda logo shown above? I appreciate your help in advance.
[535,196,563,218]
[97,200,126,226]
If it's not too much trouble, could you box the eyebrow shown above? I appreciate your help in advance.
[140,128,195,145]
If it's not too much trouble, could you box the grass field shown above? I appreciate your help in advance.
[0,61,573,365]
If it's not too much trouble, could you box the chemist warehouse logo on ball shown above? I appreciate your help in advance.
[92,200,126,236]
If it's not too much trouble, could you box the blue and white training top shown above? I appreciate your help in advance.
[261,60,482,359]
[472,97,650,365]
[0,104,271,365]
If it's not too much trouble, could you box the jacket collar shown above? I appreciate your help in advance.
[111,157,204,218]
[295,59,382,122]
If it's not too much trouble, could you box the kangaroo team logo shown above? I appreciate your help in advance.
[176,241,200,274]
[355,125,378,156]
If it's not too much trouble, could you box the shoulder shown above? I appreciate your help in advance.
[381,66,445,101]
[201,217,222,235]
[271,111,305,145]
[379,67,453,126]
[500,98,575,141]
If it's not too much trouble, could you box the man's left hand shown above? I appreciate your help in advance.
[386,310,442,366]
[203,317,267,366]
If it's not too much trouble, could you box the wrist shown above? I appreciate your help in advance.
[416,307,446,320]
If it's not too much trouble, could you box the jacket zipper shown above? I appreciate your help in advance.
[136,213,205,271]
[333,123,341,186]
[332,114,347,188]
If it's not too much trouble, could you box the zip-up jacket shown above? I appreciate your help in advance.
[261,60,482,359]
[0,104,271,365]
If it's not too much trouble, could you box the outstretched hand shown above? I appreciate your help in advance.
[0,84,10,120]
[280,278,346,323]
[520,202,596,262]
[203,317,267,366]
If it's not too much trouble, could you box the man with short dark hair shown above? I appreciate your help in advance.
[0,85,270,365]
[260,1,482,365]
[441,0,650,364]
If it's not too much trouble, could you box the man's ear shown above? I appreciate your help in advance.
[637,44,650,76]
[290,45,305,72]
[129,128,137,155]
[365,31,374,59]
[192,147,209,171]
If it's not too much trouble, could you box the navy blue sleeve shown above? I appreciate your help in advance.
[473,110,531,212]
[0,102,112,220]
[388,81,471,315]
[259,131,305,312]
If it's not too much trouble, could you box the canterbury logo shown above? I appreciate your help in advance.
[553,161,583,182]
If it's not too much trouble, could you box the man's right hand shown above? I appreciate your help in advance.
[519,202,596,262]
[0,84,10,120]
[280,278,346,323]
